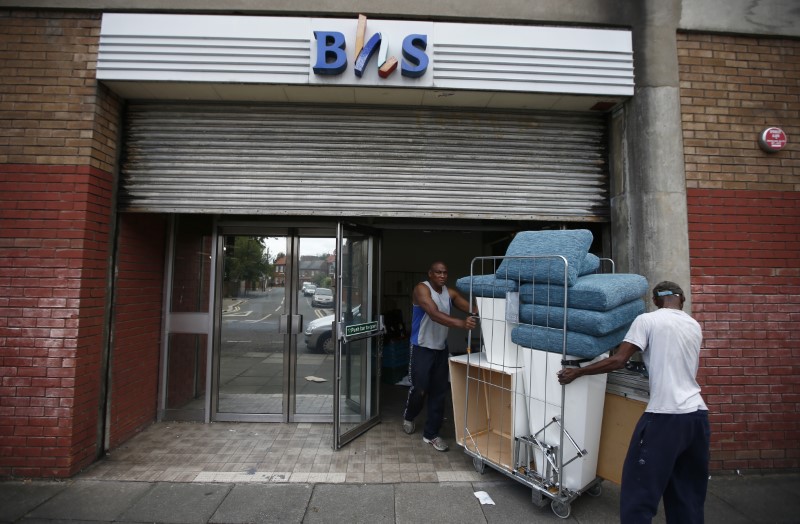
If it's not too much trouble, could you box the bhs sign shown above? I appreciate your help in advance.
[313,15,429,79]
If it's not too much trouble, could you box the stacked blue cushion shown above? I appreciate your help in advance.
[579,253,601,276]
[494,229,594,287]
[513,274,647,356]
[519,273,649,311]
[456,256,598,298]
[518,299,645,337]
[455,230,647,358]
[511,324,630,359]
[455,274,518,298]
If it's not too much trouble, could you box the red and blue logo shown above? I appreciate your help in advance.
[313,15,429,79]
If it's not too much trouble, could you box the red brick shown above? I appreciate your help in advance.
[688,185,799,474]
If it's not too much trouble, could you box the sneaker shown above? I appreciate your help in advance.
[403,420,415,434]
[423,435,449,452]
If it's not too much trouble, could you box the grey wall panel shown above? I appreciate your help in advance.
[0,1,639,29]
[120,103,609,221]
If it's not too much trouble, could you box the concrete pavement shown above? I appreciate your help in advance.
[2,472,799,523]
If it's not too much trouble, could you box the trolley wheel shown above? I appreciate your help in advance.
[472,456,486,474]
[551,500,571,519]
[530,489,549,508]
[586,483,603,497]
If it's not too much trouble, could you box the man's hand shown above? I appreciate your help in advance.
[556,342,641,385]
[464,315,478,330]
[557,368,581,385]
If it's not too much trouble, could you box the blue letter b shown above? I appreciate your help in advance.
[313,31,347,75]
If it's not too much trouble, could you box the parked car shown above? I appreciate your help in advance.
[311,287,334,307]
[304,305,361,354]
[302,283,317,296]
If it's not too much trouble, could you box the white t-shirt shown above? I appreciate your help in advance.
[623,308,707,414]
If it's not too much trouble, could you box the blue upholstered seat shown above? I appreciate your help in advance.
[495,229,594,286]
[455,275,518,298]
[518,299,644,337]
[519,273,648,312]
[579,253,601,276]
[511,324,629,358]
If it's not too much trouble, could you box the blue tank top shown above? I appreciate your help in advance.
[411,281,451,350]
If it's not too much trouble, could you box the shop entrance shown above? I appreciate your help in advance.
[212,228,336,422]
[156,216,551,442]
[210,224,382,438]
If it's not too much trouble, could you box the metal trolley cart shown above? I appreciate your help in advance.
[450,254,616,519]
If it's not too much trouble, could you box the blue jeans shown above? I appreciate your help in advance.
[621,410,710,524]
[403,345,449,440]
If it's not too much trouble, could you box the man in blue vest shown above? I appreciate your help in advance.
[402,261,477,451]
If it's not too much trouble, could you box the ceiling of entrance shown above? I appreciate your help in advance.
[102,81,625,112]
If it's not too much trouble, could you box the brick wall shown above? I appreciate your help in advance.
[108,214,166,449]
[679,33,800,472]
[0,10,120,477]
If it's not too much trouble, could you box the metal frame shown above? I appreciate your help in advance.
[459,254,609,519]
[210,224,338,423]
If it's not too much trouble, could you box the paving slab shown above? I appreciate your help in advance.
[395,483,485,524]
[705,474,800,524]
[209,484,313,524]
[472,479,561,523]
[25,480,151,522]
[701,491,753,524]
[118,482,232,524]
[304,484,394,524]
[2,473,798,524]
[566,480,662,524]
[0,481,69,523]
[18,519,103,524]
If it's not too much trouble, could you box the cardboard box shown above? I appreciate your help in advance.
[596,393,647,484]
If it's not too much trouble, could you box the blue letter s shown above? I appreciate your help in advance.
[401,34,428,78]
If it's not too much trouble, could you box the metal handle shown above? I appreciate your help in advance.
[280,314,303,334]
[291,314,303,333]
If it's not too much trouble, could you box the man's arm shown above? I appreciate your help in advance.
[449,287,477,316]
[414,283,476,330]
[557,341,640,384]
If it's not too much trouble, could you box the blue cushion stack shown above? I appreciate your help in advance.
[458,230,648,359]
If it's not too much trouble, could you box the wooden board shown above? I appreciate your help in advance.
[449,358,518,471]
[596,393,646,484]
[463,428,515,470]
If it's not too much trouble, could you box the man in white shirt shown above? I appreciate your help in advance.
[558,281,709,524]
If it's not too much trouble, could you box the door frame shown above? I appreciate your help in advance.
[210,223,338,423]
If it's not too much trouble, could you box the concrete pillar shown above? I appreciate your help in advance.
[610,0,693,311]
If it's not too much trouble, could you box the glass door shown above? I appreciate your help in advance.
[334,223,383,448]
[213,229,336,422]
[292,234,337,421]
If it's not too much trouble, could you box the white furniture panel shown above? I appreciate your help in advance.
[525,358,607,491]
[475,297,523,368]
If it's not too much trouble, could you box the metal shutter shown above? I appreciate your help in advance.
[120,103,609,221]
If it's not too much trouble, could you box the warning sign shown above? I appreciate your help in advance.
[758,127,788,153]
